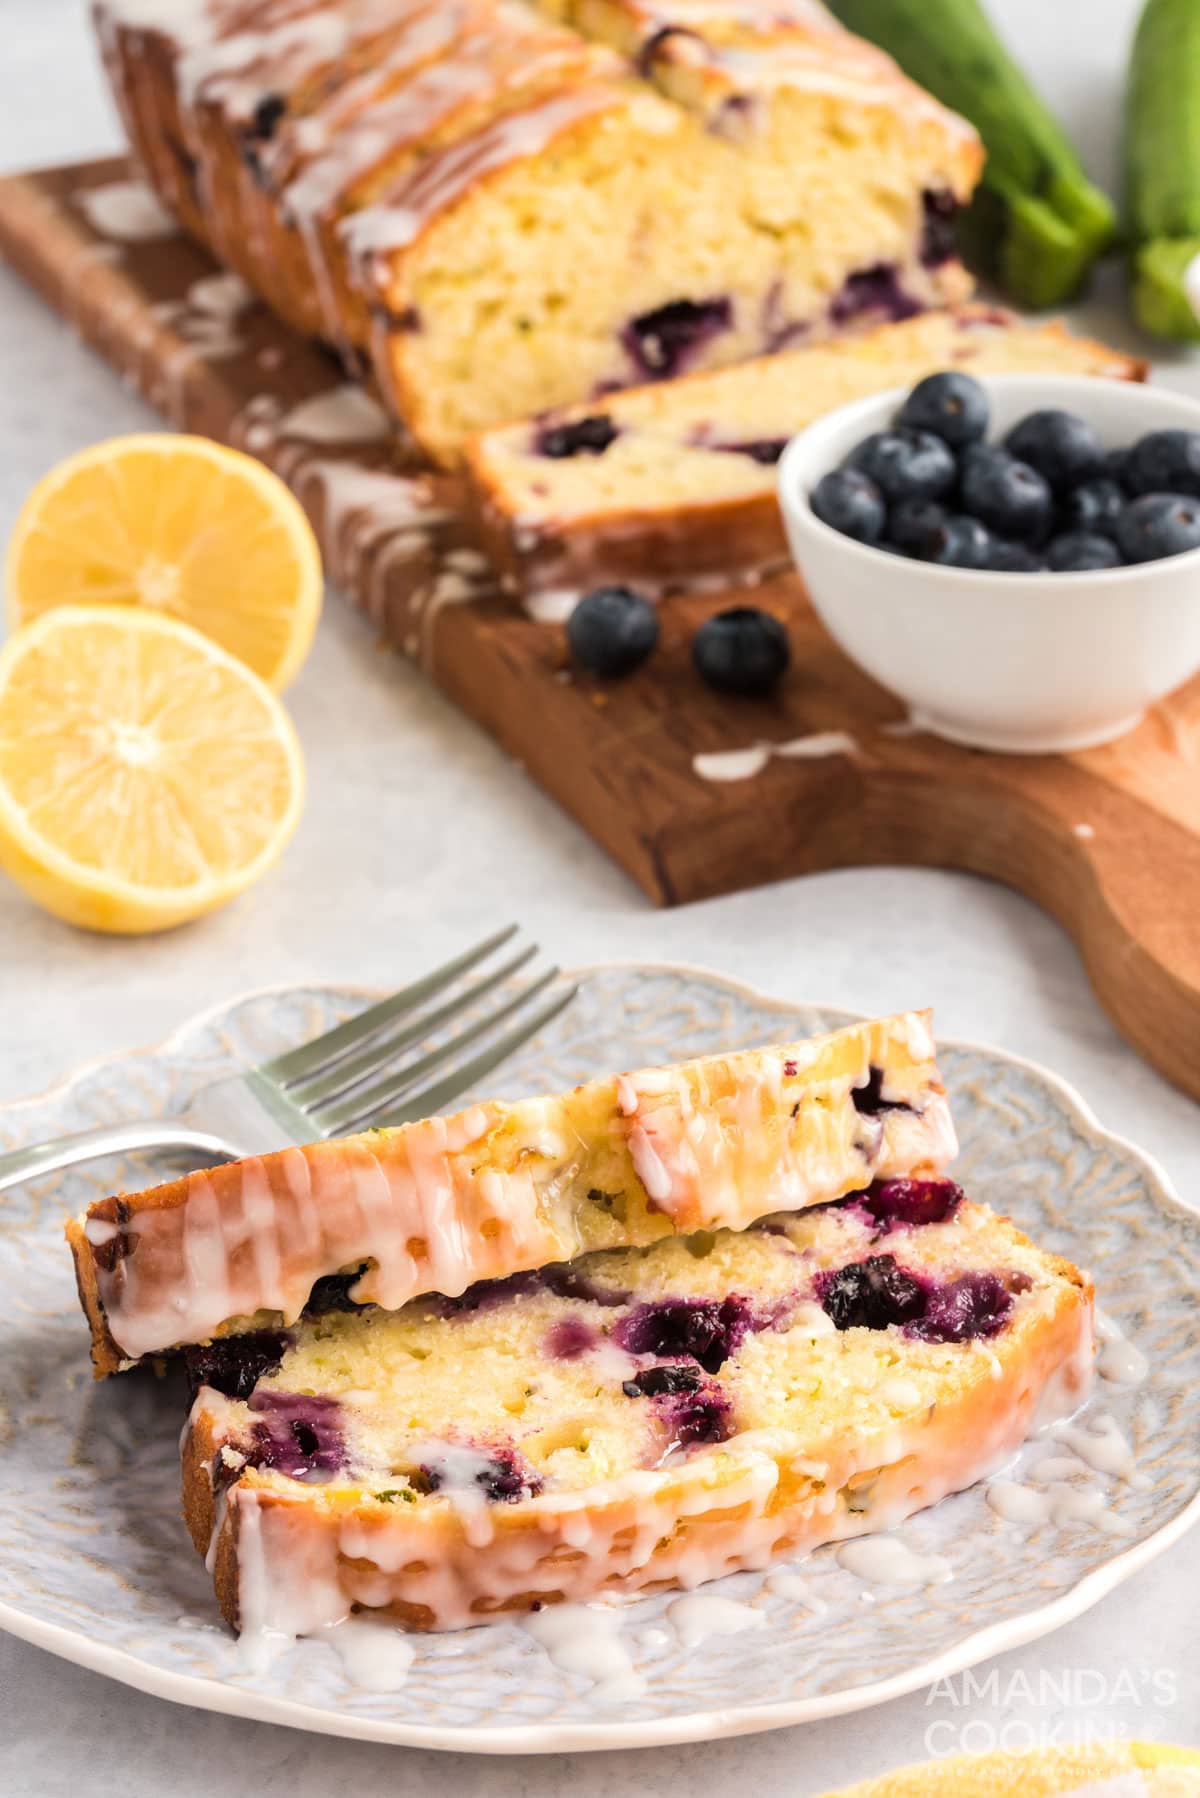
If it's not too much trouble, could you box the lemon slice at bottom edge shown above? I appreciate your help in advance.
[0,605,305,933]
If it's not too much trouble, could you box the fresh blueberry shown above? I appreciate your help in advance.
[1003,410,1105,491]
[1123,430,1200,498]
[887,498,948,557]
[921,514,992,568]
[897,371,989,448]
[960,445,1054,543]
[692,607,790,696]
[981,538,1046,573]
[848,428,957,504]
[1058,476,1124,536]
[567,586,659,677]
[1115,492,1200,563]
[906,1272,1012,1343]
[1044,531,1123,572]
[810,467,886,543]
[535,413,618,459]
[818,1255,927,1332]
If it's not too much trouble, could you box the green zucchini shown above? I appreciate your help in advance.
[826,0,1116,308]
[1126,0,1200,340]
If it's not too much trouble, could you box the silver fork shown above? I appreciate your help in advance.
[0,927,576,1195]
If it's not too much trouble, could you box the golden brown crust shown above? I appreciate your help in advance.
[64,1215,124,1378]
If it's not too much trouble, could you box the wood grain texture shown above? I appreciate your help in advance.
[2,159,1198,1100]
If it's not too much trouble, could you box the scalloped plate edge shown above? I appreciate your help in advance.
[0,961,1197,1752]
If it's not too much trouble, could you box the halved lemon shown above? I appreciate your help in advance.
[5,434,322,691]
[0,606,305,934]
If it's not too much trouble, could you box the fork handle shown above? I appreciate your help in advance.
[0,1123,235,1197]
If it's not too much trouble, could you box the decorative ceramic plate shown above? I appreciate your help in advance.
[0,966,1197,1753]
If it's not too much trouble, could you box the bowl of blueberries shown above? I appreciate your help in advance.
[777,371,1200,752]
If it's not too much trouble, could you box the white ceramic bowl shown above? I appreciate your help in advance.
[777,374,1200,753]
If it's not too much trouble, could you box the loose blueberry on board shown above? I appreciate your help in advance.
[1045,531,1123,572]
[535,413,618,459]
[1059,476,1124,537]
[810,467,886,542]
[1123,429,1200,497]
[692,607,790,696]
[848,427,957,504]
[897,370,990,448]
[1115,492,1200,563]
[960,445,1054,544]
[1003,409,1105,491]
[981,538,1046,573]
[819,1254,927,1332]
[567,586,659,677]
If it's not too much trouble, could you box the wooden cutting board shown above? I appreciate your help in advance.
[2,157,1199,1101]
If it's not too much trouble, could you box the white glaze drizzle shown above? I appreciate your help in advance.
[1094,1310,1149,1386]
[277,385,391,444]
[77,179,177,242]
[1051,1414,1139,1481]
[523,1603,646,1702]
[666,1592,765,1646]
[835,1536,952,1587]
[323,1615,415,1691]
[692,732,858,783]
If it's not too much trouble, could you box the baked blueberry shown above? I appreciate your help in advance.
[810,467,886,542]
[960,445,1053,543]
[831,264,923,326]
[1058,476,1124,536]
[981,538,1046,573]
[862,1178,964,1230]
[622,298,732,380]
[1044,531,1122,572]
[1123,429,1200,497]
[897,371,989,448]
[1115,492,1200,563]
[567,586,659,677]
[614,1294,760,1373]
[919,189,959,268]
[907,1272,1012,1343]
[692,607,790,696]
[819,1254,926,1332]
[622,1364,703,1397]
[848,427,957,504]
[535,413,618,459]
[1003,409,1105,491]
[183,1330,291,1402]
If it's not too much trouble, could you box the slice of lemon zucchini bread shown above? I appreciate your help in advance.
[819,1742,1200,1798]
[182,1180,1092,1635]
[67,1010,955,1375]
[465,307,1147,605]
[93,0,981,462]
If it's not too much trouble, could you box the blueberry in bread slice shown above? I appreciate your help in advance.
[183,1180,1092,1636]
[67,1010,955,1374]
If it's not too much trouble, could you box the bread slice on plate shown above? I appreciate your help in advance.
[182,1181,1092,1636]
[465,307,1146,607]
[67,1010,955,1375]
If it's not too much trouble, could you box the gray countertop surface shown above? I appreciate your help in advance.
[1,2,1197,1791]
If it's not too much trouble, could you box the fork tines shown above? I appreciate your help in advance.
[261,927,576,1138]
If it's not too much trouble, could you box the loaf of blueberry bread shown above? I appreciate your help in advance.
[66,1011,955,1375]
[183,1178,1092,1635]
[465,307,1146,605]
[93,0,982,463]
